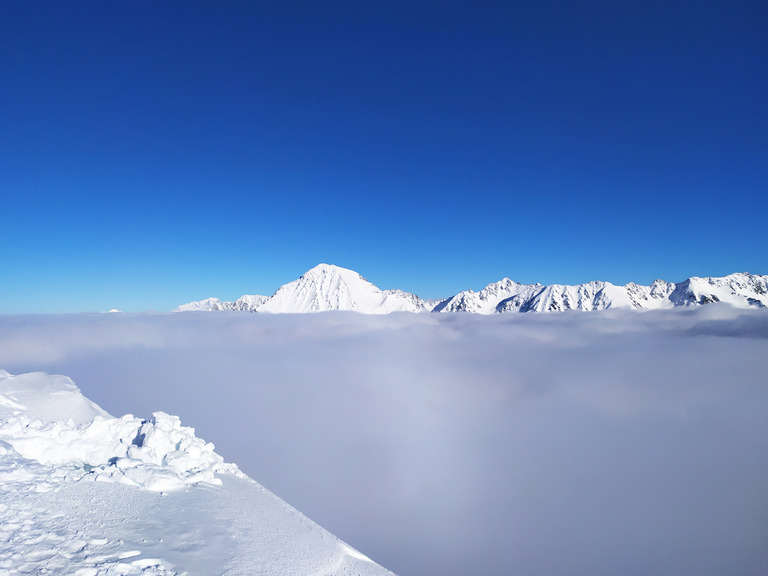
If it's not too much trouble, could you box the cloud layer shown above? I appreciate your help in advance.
[1,307,766,576]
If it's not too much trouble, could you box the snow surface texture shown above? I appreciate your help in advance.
[175,264,768,314]
[0,370,394,576]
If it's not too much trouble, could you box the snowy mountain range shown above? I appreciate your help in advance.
[176,264,768,314]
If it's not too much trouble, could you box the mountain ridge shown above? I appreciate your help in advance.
[175,264,768,314]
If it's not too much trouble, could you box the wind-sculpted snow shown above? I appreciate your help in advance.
[0,412,241,492]
[174,264,768,314]
[0,370,107,424]
[0,370,241,493]
[0,370,396,576]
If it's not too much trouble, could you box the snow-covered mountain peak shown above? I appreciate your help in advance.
[175,297,227,312]
[480,278,520,297]
[669,272,768,308]
[259,264,426,313]
[294,263,375,295]
[300,262,353,278]
[175,294,269,312]
[433,277,541,314]
[174,267,768,315]
[508,280,636,313]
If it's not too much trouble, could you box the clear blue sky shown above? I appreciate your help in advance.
[2,1,766,313]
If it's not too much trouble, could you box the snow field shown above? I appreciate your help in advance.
[0,442,179,575]
[0,370,395,576]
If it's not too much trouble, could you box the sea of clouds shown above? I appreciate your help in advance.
[1,306,766,576]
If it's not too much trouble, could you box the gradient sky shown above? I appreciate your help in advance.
[2,1,767,312]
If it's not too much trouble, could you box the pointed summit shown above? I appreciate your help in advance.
[302,263,347,276]
[257,264,427,313]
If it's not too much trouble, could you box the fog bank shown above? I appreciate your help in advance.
[1,307,766,576]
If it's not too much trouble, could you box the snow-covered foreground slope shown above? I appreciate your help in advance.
[0,370,394,576]
[176,265,768,314]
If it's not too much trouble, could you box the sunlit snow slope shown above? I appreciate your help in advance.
[257,264,427,313]
[0,370,395,576]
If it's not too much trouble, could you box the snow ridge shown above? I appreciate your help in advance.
[175,266,768,315]
[175,294,268,312]
[457,274,767,314]
[0,371,243,493]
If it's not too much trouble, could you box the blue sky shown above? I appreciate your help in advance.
[2,1,766,313]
